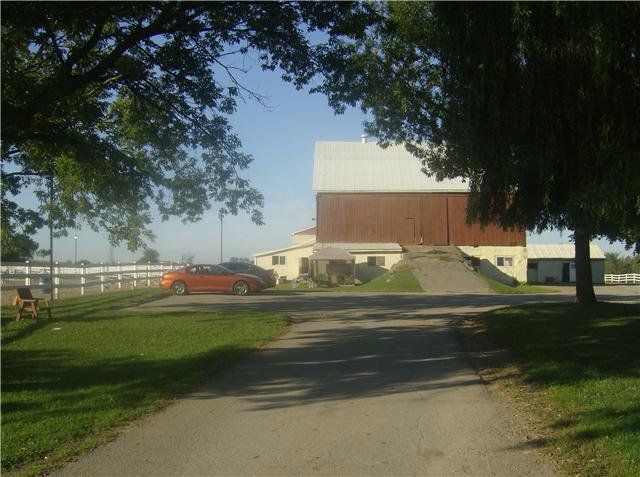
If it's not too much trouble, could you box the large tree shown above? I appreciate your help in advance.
[318,2,640,302]
[1,2,374,251]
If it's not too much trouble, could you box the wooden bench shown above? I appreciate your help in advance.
[12,287,52,321]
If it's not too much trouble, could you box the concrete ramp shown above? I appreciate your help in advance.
[404,246,492,295]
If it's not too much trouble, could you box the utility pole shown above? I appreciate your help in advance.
[74,234,78,264]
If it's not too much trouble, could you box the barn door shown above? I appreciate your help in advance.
[421,196,448,245]
[402,217,418,244]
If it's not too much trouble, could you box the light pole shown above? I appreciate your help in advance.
[218,210,224,263]
[74,234,78,264]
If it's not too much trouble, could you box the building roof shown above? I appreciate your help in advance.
[313,141,469,193]
[310,247,355,261]
[315,242,403,253]
[292,225,316,236]
[252,238,315,258]
[527,244,606,260]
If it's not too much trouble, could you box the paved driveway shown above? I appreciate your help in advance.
[57,286,638,476]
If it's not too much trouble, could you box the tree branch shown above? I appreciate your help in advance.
[63,13,109,73]
[43,19,65,64]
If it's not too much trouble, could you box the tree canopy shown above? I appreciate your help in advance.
[136,247,160,264]
[318,2,640,302]
[1,2,374,251]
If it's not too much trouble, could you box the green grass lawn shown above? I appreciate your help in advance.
[481,303,640,476]
[1,289,287,476]
[478,273,557,294]
[271,266,423,293]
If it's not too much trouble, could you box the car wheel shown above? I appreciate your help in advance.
[171,280,188,296]
[233,280,249,296]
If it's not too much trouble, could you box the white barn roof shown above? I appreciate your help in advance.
[527,244,606,260]
[313,141,469,193]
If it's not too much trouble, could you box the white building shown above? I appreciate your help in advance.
[526,244,606,284]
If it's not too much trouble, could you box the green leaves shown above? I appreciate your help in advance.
[1,2,374,251]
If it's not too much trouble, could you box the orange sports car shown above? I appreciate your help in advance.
[160,264,267,296]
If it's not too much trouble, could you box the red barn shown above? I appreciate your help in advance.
[313,140,525,247]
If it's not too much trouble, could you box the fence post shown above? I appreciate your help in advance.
[54,261,60,299]
[147,262,151,287]
[133,263,138,290]
[25,260,31,286]
[117,261,122,290]
[80,262,86,296]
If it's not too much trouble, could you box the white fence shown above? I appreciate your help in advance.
[1,261,180,299]
[604,273,640,284]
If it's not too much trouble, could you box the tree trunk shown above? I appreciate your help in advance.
[574,227,597,303]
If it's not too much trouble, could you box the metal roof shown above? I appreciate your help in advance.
[310,247,355,261]
[313,141,469,193]
[291,225,316,236]
[315,242,403,253]
[527,244,605,260]
[252,238,315,258]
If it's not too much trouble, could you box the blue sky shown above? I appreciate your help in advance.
[23,62,630,263]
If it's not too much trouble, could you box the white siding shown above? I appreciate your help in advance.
[529,259,605,284]
[458,246,528,283]
[254,244,315,283]
[292,232,316,245]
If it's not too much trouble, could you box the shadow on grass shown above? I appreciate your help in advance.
[552,405,640,442]
[1,345,250,420]
[484,302,640,383]
[1,308,266,470]
[471,302,640,475]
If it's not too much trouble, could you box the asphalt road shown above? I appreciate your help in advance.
[57,286,638,476]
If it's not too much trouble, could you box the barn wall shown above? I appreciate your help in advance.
[316,194,422,243]
[317,193,526,246]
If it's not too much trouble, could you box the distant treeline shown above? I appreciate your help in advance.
[605,252,640,274]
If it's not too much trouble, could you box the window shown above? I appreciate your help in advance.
[367,256,385,266]
[272,256,286,265]
[200,265,227,275]
[220,262,247,272]
[496,256,513,267]
[527,262,538,270]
